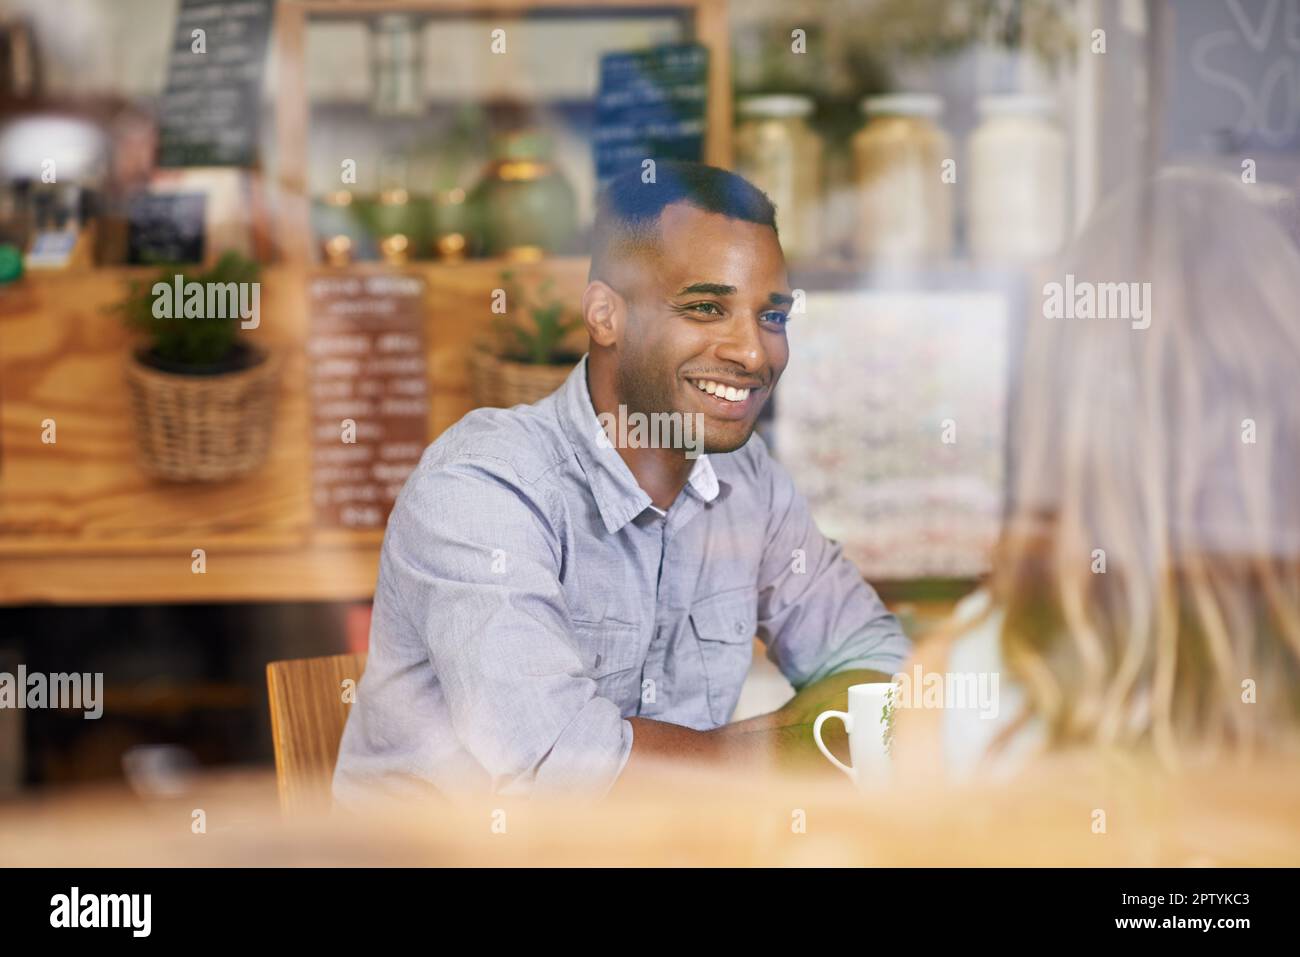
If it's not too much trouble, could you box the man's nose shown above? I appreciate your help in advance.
[714,315,766,377]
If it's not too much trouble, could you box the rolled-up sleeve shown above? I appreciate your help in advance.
[753,446,911,689]
[383,454,633,796]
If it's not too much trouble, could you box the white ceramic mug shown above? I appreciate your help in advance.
[812,682,895,786]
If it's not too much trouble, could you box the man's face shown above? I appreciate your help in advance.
[614,203,791,454]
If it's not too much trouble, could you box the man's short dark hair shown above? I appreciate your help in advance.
[588,161,778,283]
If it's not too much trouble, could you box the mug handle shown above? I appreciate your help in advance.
[812,710,856,782]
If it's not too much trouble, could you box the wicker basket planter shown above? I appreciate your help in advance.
[124,345,280,482]
[470,348,579,408]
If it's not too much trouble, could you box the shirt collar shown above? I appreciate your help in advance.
[558,354,720,533]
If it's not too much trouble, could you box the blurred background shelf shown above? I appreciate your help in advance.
[274,0,733,264]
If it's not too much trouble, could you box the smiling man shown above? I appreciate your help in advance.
[333,162,909,803]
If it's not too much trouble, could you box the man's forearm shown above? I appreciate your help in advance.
[618,669,890,782]
[724,668,892,733]
[615,717,772,789]
[720,668,889,770]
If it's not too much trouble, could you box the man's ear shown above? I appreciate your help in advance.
[582,280,623,348]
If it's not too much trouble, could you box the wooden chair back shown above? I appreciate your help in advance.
[266,653,366,814]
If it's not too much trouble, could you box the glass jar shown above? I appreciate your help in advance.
[968,94,1067,263]
[368,156,414,264]
[314,189,359,266]
[370,14,424,117]
[851,94,953,263]
[431,186,469,262]
[735,95,823,262]
[376,188,412,264]
[426,104,489,262]
[468,131,577,260]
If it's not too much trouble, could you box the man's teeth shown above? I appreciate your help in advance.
[694,380,751,402]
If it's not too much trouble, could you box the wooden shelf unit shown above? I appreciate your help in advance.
[0,257,592,604]
[0,0,734,605]
[273,0,733,264]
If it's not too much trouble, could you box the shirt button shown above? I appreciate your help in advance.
[734,621,743,634]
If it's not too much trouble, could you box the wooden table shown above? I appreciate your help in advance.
[3,758,1298,867]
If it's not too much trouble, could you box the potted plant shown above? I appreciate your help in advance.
[470,270,583,408]
[114,251,280,481]
[847,0,1076,92]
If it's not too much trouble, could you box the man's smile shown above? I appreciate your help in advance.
[683,374,764,421]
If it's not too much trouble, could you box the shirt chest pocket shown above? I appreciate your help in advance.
[688,589,758,726]
[573,619,644,715]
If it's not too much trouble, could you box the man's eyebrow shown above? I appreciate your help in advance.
[676,282,736,297]
[768,292,794,307]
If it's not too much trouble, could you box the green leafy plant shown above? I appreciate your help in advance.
[853,0,1076,64]
[490,270,582,365]
[113,251,260,367]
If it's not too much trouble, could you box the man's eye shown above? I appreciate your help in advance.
[687,302,723,316]
[761,311,790,326]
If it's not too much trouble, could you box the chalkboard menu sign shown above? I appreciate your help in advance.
[127,192,206,264]
[593,43,709,186]
[1166,0,1300,157]
[157,0,274,168]
[308,274,429,529]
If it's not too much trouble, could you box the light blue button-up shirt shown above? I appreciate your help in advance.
[333,355,909,803]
